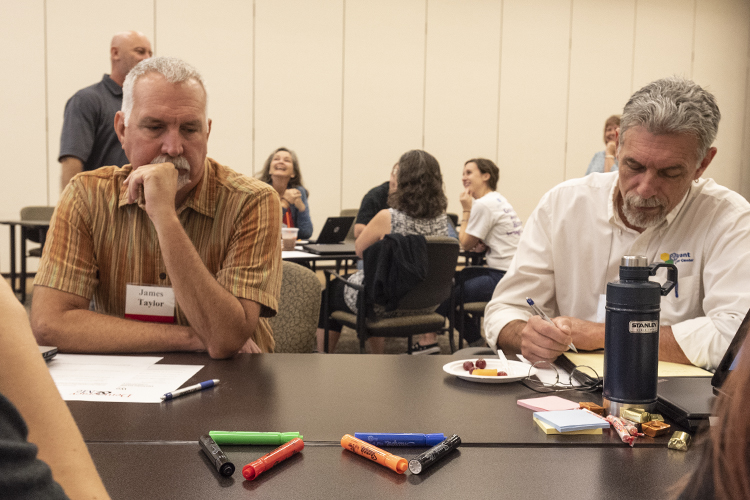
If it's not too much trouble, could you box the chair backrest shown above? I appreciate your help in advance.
[397,235,459,310]
[340,208,358,242]
[20,206,55,221]
[268,261,322,353]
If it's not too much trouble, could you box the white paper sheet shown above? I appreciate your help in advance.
[48,354,204,403]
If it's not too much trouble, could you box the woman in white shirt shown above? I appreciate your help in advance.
[415,158,522,353]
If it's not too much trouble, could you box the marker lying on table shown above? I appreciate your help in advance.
[354,432,445,447]
[526,298,578,353]
[209,431,303,445]
[199,435,235,477]
[408,434,461,474]
[162,379,220,401]
[242,438,304,480]
[341,434,408,474]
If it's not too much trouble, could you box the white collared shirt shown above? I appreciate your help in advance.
[484,172,750,370]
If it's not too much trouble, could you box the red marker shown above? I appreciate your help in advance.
[242,438,304,481]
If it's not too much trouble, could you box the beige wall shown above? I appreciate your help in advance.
[2,0,749,273]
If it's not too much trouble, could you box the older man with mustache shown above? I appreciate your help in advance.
[32,57,282,358]
[484,76,750,371]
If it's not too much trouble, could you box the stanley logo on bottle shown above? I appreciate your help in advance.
[629,321,659,334]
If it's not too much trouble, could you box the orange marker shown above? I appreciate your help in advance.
[340,434,408,474]
[242,437,304,480]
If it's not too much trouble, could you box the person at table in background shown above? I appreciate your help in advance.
[0,279,110,499]
[353,162,399,239]
[585,114,620,175]
[59,31,152,190]
[31,57,282,359]
[413,158,522,355]
[316,149,452,354]
[484,76,750,371]
[258,147,312,240]
[676,334,750,500]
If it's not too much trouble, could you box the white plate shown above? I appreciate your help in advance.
[442,358,533,384]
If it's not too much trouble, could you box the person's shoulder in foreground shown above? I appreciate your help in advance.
[32,56,281,359]
[0,280,110,499]
[484,76,750,371]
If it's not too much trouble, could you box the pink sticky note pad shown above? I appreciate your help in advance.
[517,395,581,412]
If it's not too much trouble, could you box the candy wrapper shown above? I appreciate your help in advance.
[606,415,636,447]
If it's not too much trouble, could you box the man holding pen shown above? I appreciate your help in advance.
[484,76,750,371]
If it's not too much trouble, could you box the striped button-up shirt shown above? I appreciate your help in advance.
[35,158,282,352]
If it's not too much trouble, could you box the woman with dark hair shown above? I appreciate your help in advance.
[315,150,452,354]
[585,114,620,175]
[259,147,313,239]
[677,335,750,499]
[416,158,522,354]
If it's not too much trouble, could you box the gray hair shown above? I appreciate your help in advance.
[619,76,720,160]
[121,56,208,125]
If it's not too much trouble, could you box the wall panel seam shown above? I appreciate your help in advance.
[339,0,346,211]
[495,0,504,164]
[422,0,428,150]
[630,0,638,94]
[563,0,573,181]
[44,0,50,205]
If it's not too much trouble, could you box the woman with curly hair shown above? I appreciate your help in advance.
[259,147,313,239]
[316,149,452,354]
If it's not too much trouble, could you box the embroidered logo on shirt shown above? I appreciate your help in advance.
[660,252,694,265]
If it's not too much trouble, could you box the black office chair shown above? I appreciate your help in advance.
[448,266,504,350]
[322,235,459,353]
[19,206,55,303]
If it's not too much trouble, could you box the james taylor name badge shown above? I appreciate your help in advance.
[125,284,175,323]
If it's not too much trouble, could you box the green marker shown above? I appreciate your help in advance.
[208,431,303,445]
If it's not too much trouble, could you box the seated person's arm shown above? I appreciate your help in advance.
[353,223,366,239]
[458,212,480,249]
[355,209,391,258]
[293,187,313,239]
[0,280,110,499]
[60,156,83,191]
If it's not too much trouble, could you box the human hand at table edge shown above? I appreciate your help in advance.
[498,316,574,364]
[553,316,605,352]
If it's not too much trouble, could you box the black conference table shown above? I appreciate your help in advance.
[69,353,702,499]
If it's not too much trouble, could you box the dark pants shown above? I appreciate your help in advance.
[318,274,354,332]
[437,269,505,344]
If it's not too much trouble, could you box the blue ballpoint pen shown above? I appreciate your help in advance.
[526,298,578,353]
[162,379,220,401]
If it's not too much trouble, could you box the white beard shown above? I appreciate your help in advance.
[621,192,668,229]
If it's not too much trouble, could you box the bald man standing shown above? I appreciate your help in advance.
[59,31,152,190]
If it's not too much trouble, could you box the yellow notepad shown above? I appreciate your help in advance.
[533,416,603,435]
[563,352,712,377]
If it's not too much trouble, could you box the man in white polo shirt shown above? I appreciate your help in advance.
[484,76,750,371]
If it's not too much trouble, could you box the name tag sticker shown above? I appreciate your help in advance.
[124,284,175,323]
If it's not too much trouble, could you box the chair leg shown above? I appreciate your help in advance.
[407,335,413,354]
[20,226,27,304]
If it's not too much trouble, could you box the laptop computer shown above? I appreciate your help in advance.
[656,307,750,431]
[303,217,356,255]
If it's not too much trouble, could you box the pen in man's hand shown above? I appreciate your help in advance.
[162,379,220,401]
[525,298,578,353]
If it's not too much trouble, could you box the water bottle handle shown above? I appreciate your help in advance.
[649,262,679,296]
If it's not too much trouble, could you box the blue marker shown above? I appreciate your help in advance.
[354,433,446,447]
[162,379,219,401]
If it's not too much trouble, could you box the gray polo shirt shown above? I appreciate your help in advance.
[59,74,129,171]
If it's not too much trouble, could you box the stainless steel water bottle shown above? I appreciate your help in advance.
[602,256,678,416]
